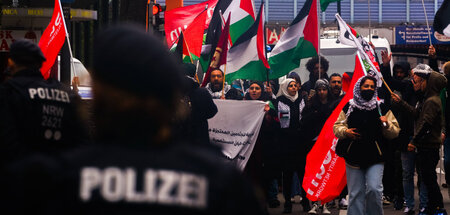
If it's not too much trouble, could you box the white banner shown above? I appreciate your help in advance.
[208,100,266,170]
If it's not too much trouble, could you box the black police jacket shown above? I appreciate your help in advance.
[2,142,264,215]
[0,69,88,165]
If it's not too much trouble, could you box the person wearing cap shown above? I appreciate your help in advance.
[380,51,428,213]
[1,26,264,215]
[0,39,88,166]
[392,64,448,215]
[176,63,218,148]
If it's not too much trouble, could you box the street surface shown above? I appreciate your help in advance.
[268,172,450,215]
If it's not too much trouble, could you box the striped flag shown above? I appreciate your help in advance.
[268,0,318,80]
[225,3,269,83]
[200,0,255,73]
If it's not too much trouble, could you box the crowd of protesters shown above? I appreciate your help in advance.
[1,25,450,215]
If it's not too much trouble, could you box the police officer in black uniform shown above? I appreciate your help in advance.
[0,39,88,166]
[2,26,263,215]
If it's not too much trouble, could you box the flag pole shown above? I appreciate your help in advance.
[57,0,77,84]
[263,1,270,86]
[317,0,321,80]
[421,0,433,46]
[222,64,226,99]
[182,30,201,82]
[368,0,372,42]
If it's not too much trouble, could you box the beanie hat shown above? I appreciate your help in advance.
[413,64,432,79]
[314,78,329,90]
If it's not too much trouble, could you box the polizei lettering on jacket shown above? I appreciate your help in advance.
[28,87,70,103]
[80,167,209,209]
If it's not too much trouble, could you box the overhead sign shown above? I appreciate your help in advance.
[0,30,41,52]
[395,25,450,45]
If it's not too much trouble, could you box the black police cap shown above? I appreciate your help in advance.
[9,39,46,63]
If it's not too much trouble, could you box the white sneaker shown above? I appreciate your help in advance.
[322,204,331,214]
[403,207,414,214]
[339,198,348,209]
[308,203,320,214]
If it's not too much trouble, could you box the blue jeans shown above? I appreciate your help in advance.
[291,172,301,197]
[401,151,428,209]
[346,163,384,215]
[268,179,279,201]
[444,137,450,184]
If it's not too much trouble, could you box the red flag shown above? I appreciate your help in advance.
[201,15,231,87]
[256,3,269,69]
[38,0,66,79]
[182,9,208,61]
[302,55,365,203]
[164,0,218,46]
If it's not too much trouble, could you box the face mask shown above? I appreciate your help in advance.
[361,89,374,101]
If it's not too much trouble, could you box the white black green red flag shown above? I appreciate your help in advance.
[181,8,208,62]
[434,0,450,37]
[268,0,318,80]
[39,0,67,79]
[200,0,255,73]
[225,3,269,83]
[336,14,382,86]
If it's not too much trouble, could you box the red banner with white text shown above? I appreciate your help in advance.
[38,0,66,80]
[164,0,218,47]
[302,55,365,203]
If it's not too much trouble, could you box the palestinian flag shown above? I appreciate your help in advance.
[222,0,255,43]
[225,3,269,83]
[320,0,341,12]
[268,0,318,79]
[336,13,382,86]
[200,0,255,73]
[434,0,450,37]
[182,8,208,62]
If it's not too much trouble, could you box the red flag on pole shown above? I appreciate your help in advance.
[302,55,365,203]
[39,0,67,80]
[201,15,231,87]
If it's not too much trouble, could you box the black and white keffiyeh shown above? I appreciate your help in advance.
[347,76,383,117]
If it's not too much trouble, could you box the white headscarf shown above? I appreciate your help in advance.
[347,76,383,117]
[277,78,298,102]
